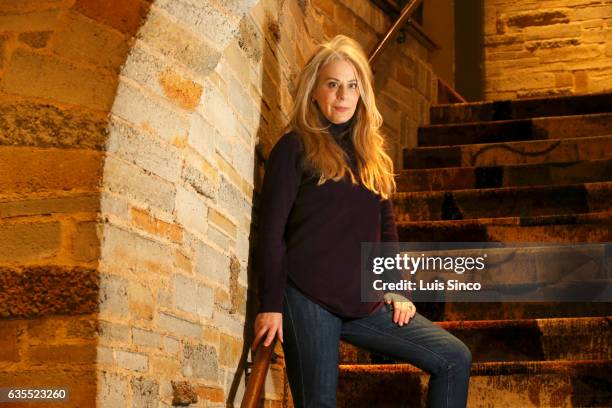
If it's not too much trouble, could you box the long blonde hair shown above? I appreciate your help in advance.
[288,34,396,199]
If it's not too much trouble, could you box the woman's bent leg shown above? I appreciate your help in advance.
[341,306,471,408]
[282,284,342,408]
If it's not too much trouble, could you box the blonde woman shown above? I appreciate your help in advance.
[252,35,471,408]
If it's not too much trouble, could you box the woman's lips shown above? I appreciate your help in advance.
[334,107,349,112]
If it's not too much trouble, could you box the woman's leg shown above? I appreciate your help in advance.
[341,305,471,408]
[282,283,342,408]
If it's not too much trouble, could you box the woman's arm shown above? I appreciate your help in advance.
[255,133,303,313]
[380,198,416,324]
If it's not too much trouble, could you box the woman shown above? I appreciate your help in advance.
[252,34,471,408]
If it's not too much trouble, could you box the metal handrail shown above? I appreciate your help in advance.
[369,0,424,65]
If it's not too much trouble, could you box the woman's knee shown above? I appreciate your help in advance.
[450,339,472,372]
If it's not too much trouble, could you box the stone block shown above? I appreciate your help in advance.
[116,349,148,372]
[132,377,159,408]
[158,68,203,111]
[182,342,218,380]
[156,312,202,338]
[112,80,190,145]
[175,186,209,237]
[99,274,129,318]
[129,280,154,322]
[0,147,102,193]
[137,8,221,77]
[73,220,101,263]
[98,321,130,343]
[200,80,237,150]
[107,116,183,183]
[194,240,230,287]
[0,221,60,263]
[174,274,214,319]
[28,343,96,364]
[155,0,240,50]
[0,101,107,150]
[181,160,218,200]
[0,320,22,362]
[0,10,60,31]
[98,371,129,408]
[130,207,183,243]
[163,336,180,354]
[133,328,163,349]
[0,194,100,219]
[219,333,243,366]
[74,0,149,35]
[3,49,116,111]
[53,11,130,72]
[188,112,218,165]
[66,317,97,339]
[103,155,176,214]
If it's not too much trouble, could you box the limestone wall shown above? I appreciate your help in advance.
[485,0,612,99]
[0,0,440,406]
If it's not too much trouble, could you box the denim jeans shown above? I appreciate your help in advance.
[281,283,472,408]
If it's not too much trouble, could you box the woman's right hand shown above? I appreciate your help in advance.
[252,312,283,352]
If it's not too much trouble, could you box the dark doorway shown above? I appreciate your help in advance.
[455,0,484,101]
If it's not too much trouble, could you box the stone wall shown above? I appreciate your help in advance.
[0,0,440,406]
[485,0,612,100]
[0,0,149,406]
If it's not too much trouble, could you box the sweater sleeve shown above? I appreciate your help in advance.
[255,133,303,313]
[380,198,399,243]
[380,197,413,301]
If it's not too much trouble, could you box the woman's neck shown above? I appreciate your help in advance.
[326,117,353,138]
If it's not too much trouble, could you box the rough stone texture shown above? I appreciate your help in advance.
[0,265,99,318]
[485,1,612,99]
[132,376,159,408]
[171,380,198,406]
[182,342,219,380]
[0,101,108,150]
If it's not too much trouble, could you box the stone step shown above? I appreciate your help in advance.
[418,112,612,147]
[425,302,612,322]
[403,135,612,169]
[392,182,612,222]
[396,211,612,243]
[397,159,612,192]
[430,91,612,125]
[339,316,612,364]
[337,360,612,408]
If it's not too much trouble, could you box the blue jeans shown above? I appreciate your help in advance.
[281,283,471,408]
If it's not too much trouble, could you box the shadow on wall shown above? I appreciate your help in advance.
[0,0,151,406]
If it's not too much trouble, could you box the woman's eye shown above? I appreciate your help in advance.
[328,82,337,88]
[349,83,357,89]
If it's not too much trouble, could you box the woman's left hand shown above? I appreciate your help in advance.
[384,293,416,327]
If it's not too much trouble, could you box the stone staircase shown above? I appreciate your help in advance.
[336,92,612,407]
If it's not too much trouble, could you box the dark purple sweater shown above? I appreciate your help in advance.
[255,119,399,318]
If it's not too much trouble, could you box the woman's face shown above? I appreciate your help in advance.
[312,58,360,124]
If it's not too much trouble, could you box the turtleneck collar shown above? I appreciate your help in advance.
[325,117,353,139]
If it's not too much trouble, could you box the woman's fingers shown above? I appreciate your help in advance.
[391,301,416,326]
[263,327,276,347]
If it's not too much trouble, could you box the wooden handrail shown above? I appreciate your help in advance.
[240,340,277,408]
[438,76,467,103]
[369,0,424,66]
